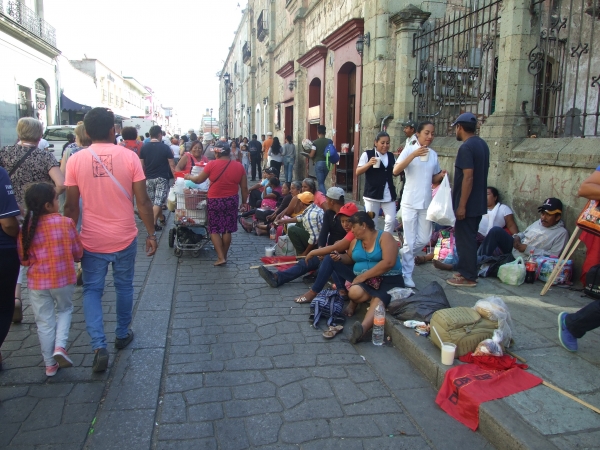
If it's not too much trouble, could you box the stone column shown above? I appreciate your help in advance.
[390,6,431,141]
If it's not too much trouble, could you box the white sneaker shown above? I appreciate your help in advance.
[403,275,416,288]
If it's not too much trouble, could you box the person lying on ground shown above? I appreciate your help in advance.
[419,186,519,270]
[275,192,322,255]
[331,211,405,343]
[476,197,568,267]
[558,167,600,352]
[258,192,355,288]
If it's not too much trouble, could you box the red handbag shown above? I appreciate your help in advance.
[577,200,600,237]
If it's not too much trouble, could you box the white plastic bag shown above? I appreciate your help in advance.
[426,175,456,226]
[275,235,296,256]
[473,330,504,357]
[473,296,514,347]
[387,287,415,301]
[498,257,526,286]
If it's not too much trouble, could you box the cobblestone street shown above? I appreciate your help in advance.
[0,216,492,449]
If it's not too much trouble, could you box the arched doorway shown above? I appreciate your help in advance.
[334,62,357,193]
[308,77,321,139]
[35,79,50,128]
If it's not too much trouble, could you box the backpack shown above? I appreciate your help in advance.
[584,264,600,299]
[309,289,344,327]
[325,139,340,167]
[429,307,498,357]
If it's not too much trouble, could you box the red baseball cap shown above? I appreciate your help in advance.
[338,203,359,217]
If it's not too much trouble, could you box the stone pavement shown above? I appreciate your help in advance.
[0,215,494,450]
[401,253,600,450]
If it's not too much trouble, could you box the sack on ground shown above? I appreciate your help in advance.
[584,264,600,299]
[429,307,498,357]
[310,289,344,327]
[473,297,513,347]
[426,175,455,226]
[498,257,526,286]
[275,235,296,256]
[388,281,450,322]
[534,256,573,285]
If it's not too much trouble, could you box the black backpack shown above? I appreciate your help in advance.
[584,265,600,299]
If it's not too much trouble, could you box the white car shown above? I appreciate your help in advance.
[42,125,77,160]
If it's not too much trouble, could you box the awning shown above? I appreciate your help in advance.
[61,93,92,112]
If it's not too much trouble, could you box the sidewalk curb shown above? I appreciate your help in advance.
[384,316,560,450]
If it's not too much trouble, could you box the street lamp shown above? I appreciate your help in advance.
[223,72,230,139]
[210,107,213,136]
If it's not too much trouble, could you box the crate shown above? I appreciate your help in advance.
[176,189,207,210]
[175,190,208,225]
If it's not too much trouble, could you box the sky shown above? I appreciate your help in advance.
[44,0,247,131]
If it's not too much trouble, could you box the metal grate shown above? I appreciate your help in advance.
[257,10,268,42]
[529,0,600,136]
[2,1,56,47]
[412,0,502,136]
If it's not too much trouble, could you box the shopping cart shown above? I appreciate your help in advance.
[168,189,210,257]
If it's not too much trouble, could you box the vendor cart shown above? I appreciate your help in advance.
[168,189,210,257]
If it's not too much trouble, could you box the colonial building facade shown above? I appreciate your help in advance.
[220,0,597,269]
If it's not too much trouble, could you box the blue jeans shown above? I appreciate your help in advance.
[276,257,320,286]
[478,226,514,259]
[314,161,329,194]
[311,255,355,293]
[283,156,294,183]
[81,238,137,350]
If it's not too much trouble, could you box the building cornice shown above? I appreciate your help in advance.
[276,61,295,78]
[321,18,364,51]
[0,15,60,58]
[297,45,327,68]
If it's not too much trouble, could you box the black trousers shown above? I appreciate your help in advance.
[270,160,282,179]
[0,247,19,348]
[566,300,600,339]
[453,215,482,281]
[250,157,262,181]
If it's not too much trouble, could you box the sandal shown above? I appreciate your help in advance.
[322,325,344,339]
[294,296,313,304]
[154,224,163,232]
[158,217,167,226]
[13,298,22,323]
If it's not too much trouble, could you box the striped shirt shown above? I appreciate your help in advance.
[296,203,324,245]
[18,213,83,290]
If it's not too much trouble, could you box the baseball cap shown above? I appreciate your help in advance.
[338,203,359,217]
[263,167,275,175]
[401,120,416,128]
[297,192,315,204]
[537,198,563,215]
[214,140,230,152]
[266,131,273,136]
[451,112,477,127]
[326,186,345,200]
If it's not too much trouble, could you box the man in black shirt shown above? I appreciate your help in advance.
[258,187,349,288]
[139,126,176,231]
[447,112,489,287]
[248,134,263,181]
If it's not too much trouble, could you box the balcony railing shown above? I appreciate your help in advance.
[242,41,251,65]
[257,10,268,42]
[0,0,57,47]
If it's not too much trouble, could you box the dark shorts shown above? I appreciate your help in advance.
[207,195,239,234]
[355,274,405,306]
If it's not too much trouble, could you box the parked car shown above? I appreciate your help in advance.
[43,125,76,160]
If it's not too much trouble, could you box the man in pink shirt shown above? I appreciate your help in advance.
[64,107,157,373]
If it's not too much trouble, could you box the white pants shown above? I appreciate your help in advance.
[29,285,75,366]
[400,206,432,277]
[364,199,397,233]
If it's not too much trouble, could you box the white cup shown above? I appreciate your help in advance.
[373,157,381,168]
[265,246,275,257]
[441,342,456,365]
[419,149,429,162]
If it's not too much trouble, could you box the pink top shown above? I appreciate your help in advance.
[65,143,146,253]
[314,191,327,208]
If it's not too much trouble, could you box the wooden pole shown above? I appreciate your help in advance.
[540,227,580,296]
[542,381,600,415]
[250,260,301,269]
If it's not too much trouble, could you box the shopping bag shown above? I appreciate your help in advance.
[275,235,296,256]
[426,175,456,226]
[498,257,526,286]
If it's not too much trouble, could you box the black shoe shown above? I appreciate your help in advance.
[349,322,364,344]
[115,330,134,349]
[92,348,109,372]
[258,266,278,288]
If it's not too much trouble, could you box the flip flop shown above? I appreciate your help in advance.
[414,255,428,265]
[322,325,344,339]
[294,296,313,304]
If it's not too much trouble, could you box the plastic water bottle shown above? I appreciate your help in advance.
[270,225,276,240]
[372,303,385,346]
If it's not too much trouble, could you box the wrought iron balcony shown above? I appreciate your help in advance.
[257,10,268,42]
[0,0,57,48]
[242,41,251,65]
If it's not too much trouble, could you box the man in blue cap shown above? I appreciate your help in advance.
[446,112,489,287]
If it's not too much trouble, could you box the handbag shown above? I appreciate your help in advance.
[577,200,600,237]
[364,276,384,290]
[310,289,344,327]
[426,175,456,226]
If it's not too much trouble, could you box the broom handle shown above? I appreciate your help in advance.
[250,260,300,269]
[540,227,580,296]
[543,381,600,414]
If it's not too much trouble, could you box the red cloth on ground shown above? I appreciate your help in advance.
[260,256,296,271]
[435,362,542,430]
[580,231,600,284]
[459,353,529,371]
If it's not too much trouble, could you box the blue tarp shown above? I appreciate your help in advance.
[60,93,91,112]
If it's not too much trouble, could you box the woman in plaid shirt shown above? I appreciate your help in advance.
[18,183,83,377]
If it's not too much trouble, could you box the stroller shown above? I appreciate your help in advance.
[168,189,210,257]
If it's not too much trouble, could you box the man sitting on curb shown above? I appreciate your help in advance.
[477,197,569,267]
[276,192,323,256]
[258,188,355,287]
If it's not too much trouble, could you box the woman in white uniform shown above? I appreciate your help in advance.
[393,121,446,287]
